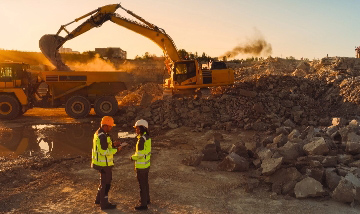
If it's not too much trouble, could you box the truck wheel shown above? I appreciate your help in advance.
[65,96,91,119]
[94,96,118,117]
[0,95,21,120]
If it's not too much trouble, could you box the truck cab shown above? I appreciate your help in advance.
[0,62,34,119]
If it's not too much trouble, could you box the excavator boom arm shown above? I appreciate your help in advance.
[110,14,180,62]
[39,4,180,71]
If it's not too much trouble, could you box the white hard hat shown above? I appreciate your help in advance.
[134,119,148,129]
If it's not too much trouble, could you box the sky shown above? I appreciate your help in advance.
[1,0,360,60]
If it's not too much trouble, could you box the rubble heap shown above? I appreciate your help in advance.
[183,118,360,204]
[116,57,360,131]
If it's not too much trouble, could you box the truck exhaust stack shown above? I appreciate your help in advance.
[39,34,71,71]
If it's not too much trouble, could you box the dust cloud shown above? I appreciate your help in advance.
[0,50,138,72]
[66,54,118,71]
[66,55,138,72]
[220,30,272,59]
[0,50,54,69]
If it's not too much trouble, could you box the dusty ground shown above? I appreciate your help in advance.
[1,108,360,214]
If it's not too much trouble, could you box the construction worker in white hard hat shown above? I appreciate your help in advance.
[131,119,151,211]
[91,116,127,210]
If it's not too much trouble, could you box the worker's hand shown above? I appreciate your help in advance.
[113,140,122,147]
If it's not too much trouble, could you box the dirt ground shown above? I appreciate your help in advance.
[0,108,360,214]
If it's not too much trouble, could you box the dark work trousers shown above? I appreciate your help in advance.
[136,167,150,206]
[95,166,113,207]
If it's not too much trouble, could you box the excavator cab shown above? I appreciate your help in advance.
[173,61,197,85]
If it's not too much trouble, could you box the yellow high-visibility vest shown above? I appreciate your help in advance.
[92,131,117,167]
[131,133,151,169]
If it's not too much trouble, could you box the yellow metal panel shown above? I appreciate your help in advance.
[0,88,28,105]
[39,71,132,83]
[5,82,14,88]
[15,80,22,87]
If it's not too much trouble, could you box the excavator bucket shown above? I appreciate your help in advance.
[39,34,71,71]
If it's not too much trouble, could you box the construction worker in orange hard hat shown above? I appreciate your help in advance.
[91,116,128,210]
[131,119,151,211]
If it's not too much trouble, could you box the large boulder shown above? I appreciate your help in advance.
[288,129,301,141]
[332,178,356,203]
[182,154,204,166]
[261,157,283,176]
[345,173,360,188]
[294,177,325,198]
[228,143,249,158]
[345,132,360,154]
[273,134,288,147]
[277,142,303,162]
[256,148,273,161]
[356,187,360,203]
[217,152,249,172]
[325,168,341,190]
[337,154,354,165]
[305,167,324,182]
[322,156,338,167]
[202,144,219,161]
[303,137,329,155]
[267,167,302,195]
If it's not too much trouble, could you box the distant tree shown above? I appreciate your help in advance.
[185,52,194,60]
[178,49,189,60]
[286,56,296,60]
[134,52,157,60]
[197,52,212,62]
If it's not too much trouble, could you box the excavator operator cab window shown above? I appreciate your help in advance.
[173,61,197,84]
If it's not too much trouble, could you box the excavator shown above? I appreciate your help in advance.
[39,3,234,96]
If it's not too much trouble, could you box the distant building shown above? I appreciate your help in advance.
[95,47,127,59]
[59,47,80,54]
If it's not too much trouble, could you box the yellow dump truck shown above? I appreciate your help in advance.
[0,62,132,119]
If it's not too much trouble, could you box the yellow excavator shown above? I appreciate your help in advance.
[39,4,234,95]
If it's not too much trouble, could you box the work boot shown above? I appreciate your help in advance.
[138,200,151,204]
[134,205,148,211]
[101,203,117,210]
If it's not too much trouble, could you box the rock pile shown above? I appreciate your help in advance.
[182,118,360,204]
[116,57,360,131]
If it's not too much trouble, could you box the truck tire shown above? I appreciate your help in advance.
[65,96,91,119]
[0,95,21,120]
[94,96,118,117]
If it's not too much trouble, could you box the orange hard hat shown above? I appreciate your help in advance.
[101,116,116,127]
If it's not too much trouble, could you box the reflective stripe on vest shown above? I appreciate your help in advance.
[132,133,151,169]
[91,130,117,167]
